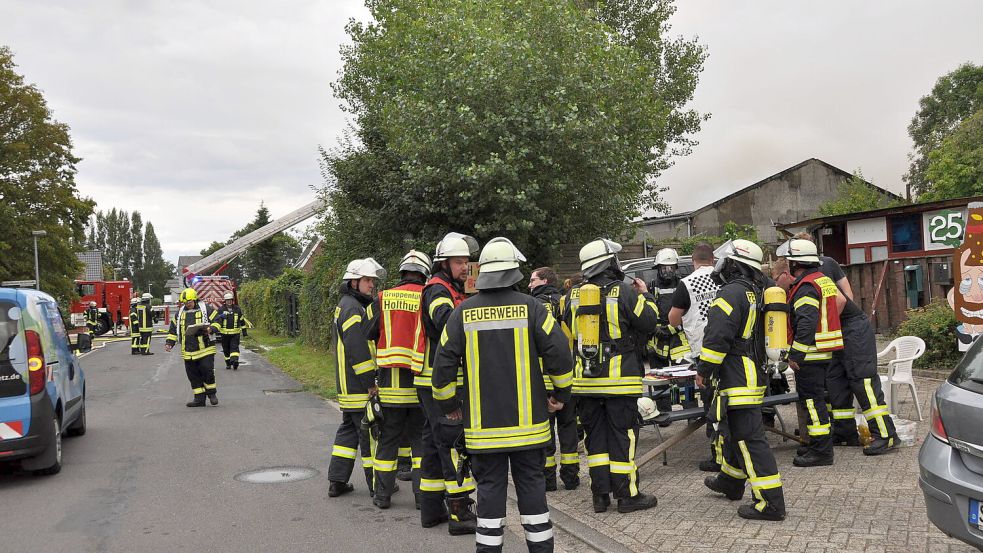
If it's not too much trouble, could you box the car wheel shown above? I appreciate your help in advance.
[33,413,62,476]
[66,396,86,437]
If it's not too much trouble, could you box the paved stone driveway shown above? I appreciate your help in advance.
[544,375,979,553]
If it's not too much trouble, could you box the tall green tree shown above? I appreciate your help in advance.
[198,203,300,283]
[326,0,706,269]
[0,46,93,302]
[142,223,173,297]
[817,170,902,216]
[128,211,144,286]
[905,63,983,198]
[921,110,983,201]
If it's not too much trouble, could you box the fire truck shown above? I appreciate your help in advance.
[70,280,133,335]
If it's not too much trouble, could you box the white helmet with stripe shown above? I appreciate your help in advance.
[398,249,432,277]
[776,239,820,264]
[342,258,387,281]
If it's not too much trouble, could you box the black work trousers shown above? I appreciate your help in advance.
[184,355,216,399]
[472,448,553,553]
[328,410,374,491]
[796,362,833,457]
[715,408,786,515]
[577,396,640,499]
[827,317,896,441]
[544,396,579,480]
[139,331,153,353]
[417,388,474,523]
[220,334,241,368]
[701,384,721,463]
[131,327,141,353]
[373,405,424,500]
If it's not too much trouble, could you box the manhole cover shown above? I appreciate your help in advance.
[234,466,319,484]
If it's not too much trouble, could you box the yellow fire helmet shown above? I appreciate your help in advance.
[179,288,199,302]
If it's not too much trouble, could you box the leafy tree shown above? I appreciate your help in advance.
[920,110,983,202]
[199,203,300,283]
[142,223,173,298]
[128,211,144,286]
[817,170,901,216]
[326,0,706,269]
[0,46,93,302]
[905,63,983,198]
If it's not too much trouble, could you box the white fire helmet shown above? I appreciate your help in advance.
[637,397,659,421]
[342,258,387,281]
[654,248,679,267]
[223,292,234,301]
[398,250,432,277]
[475,237,526,290]
[776,239,820,264]
[433,232,479,262]
[579,238,622,278]
[713,239,763,271]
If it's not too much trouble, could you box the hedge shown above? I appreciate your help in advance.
[896,299,961,370]
[238,268,305,337]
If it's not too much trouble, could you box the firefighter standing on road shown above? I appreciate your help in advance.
[416,232,479,535]
[529,266,580,492]
[432,237,573,553]
[138,293,154,355]
[327,258,386,499]
[164,288,221,407]
[563,238,660,514]
[129,297,141,355]
[370,250,432,510]
[777,239,842,467]
[213,292,252,370]
[85,301,100,338]
[698,239,786,521]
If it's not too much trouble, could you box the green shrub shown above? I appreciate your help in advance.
[238,269,304,337]
[896,299,961,370]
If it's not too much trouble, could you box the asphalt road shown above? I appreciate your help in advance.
[0,336,529,553]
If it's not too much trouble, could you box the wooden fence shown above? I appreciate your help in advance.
[844,255,953,334]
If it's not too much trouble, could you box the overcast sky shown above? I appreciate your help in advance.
[2,1,982,264]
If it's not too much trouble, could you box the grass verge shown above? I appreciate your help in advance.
[242,328,337,400]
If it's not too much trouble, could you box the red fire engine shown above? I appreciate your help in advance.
[70,280,133,335]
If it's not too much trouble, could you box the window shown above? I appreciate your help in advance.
[871,246,889,261]
[889,214,924,253]
[849,248,866,264]
[77,284,95,297]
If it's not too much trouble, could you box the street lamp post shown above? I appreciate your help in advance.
[31,230,46,290]
[113,267,122,281]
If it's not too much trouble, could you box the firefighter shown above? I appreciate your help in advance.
[647,248,690,369]
[415,232,479,535]
[212,292,252,370]
[327,258,386,499]
[164,288,221,407]
[529,266,580,492]
[698,239,786,521]
[564,238,659,514]
[777,238,842,467]
[432,237,573,553]
[137,293,154,355]
[370,250,432,509]
[85,301,100,338]
[129,297,141,355]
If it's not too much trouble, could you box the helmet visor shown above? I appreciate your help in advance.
[775,240,792,258]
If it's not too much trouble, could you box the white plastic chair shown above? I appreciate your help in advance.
[876,336,926,421]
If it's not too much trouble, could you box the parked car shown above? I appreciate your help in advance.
[621,255,695,288]
[0,287,87,475]
[919,339,983,550]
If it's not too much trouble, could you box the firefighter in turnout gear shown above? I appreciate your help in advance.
[137,293,154,355]
[432,237,574,553]
[129,297,141,355]
[564,238,660,514]
[647,248,690,368]
[327,258,386,499]
[369,249,432,510]
[529,266,580,492]
[85,301,99,338]
[777,238,842,467]
[698,239,786,521]
[165,288,221,407]
[212,292,252,370]
[416,232,479,535]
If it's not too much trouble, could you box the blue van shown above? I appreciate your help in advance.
[0,287,86,475]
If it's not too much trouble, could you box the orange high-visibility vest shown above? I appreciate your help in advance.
[787,272,844,352]
[376,282,427,373]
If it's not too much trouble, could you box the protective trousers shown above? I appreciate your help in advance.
[701,384,722,464]
[221,334,241,369]
[714,408,785,515]
[131,328,141,354]
[139,331,153,354]
[577,396,640,500]
[796,362,833,456]
[472,448,553,553]
[373,405,424,501]
[328,410,374,491]
[827,318,896,442]
[184,356,217,401]
[417,388,475,524]
[544,397,579,482]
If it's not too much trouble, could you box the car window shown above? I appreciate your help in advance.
[949,338,983,394]
[0,300,27,397]
[40,300,69,362]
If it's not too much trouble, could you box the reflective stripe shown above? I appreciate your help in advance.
[807,423,832,436]
[476,534,504,546]
[332,445,357,459]
[373,458,398,471]
[478,517,505,528]
[204,383,217,390]
[749,474,783,490]
[420,478,445,492]
[831,408,855,420]
[433,381,456,401]
[587,453,610,467]
[352,359,376,375]
[721,459,747,479]
[700,347,726,364]
[550,370,573,389]
[361,456,373,468]
[341,315,362,332]
[793,296,820,310]
[428,296,454,318]
[545,457,557,468]
[560,453,579,464]
[520,512,550,525]
[711,297,733,316]
[525,529,554,542]
[542,314,555,335]
[445,476,476,494]
[412,456,422,469]
[633,295,646,317]
[790,341,812,353]
[609,460,635,474]
[627,427,638,496]
[803,352,833,361]
[192,387,206,394]
[863,378,891,437]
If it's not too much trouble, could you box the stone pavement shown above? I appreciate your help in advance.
[543,375,978,553]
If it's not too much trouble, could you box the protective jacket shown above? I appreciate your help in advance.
[432,288,573,453]
[85,308,99,331]
[531,284,563,390]
[165,303,220,361]
[137,303,153,329]
[334,283,378,411]
[697,278,767,411]
[648,282,690,364]
[787,268,844,364]
[415,272,466,389]
[129,307,140,333]
[212,304,251,335]
[562,272,658,397]
[374,279,427,407]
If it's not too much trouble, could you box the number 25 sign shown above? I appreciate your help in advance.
[928,210,965,247]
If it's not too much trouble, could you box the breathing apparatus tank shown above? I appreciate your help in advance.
[576,283,603,377]
[763,286,789,362]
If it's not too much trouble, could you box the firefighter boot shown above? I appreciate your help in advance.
[699,458,722,472]
[560,466,580,490]
[793,450,834,467]
[544,469,558,492]
[420,494,449,528]
[186,394,206,408]
[863,437,898,456]
[207,393,218,406]
[738,504,786,521]
[704,476,744,500]
[328,481,354,497]
[834,434,862,447]
[232,361,239,371]
[446,497,477,536]
[617,492,659,513]
[397,456,412,481]
[592,494,610,513]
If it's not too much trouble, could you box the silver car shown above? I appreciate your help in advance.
[919,339,983,550]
